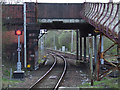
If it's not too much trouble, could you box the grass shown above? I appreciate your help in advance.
[104,56,117,62]
[79,77,119,88]
[3,69,10,76]
[2,59,23,88]
[2,77,23,88]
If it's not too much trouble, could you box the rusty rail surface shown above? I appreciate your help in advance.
[80,2,120,45]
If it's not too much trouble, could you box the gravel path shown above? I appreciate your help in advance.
[60,59,90,87]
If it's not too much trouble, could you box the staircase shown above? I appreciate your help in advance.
[80,2,120,45]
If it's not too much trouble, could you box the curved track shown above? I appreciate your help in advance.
[29,53,67,90]
[54,53,67,90]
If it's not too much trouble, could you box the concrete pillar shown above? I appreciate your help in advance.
[84,36,86,61]
[76,30,79,60]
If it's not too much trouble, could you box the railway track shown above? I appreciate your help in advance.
[29,53,67,90]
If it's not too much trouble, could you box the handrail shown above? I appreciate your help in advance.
[98,3,109,29]
[96,3,105,24]
[102,3,113,26]
[80,3,120,44]
[93,3,102,22]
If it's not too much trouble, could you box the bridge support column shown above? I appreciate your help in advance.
[94,35,97,78]
[117,45,120,65]
[80,36,82,60]
[94,35,97,65]
[100,35,104,65]
[97,34,102,81]
[89,34,94,86]
[118,32,120,63]
[84,36,86,61]
[76,30,79,60]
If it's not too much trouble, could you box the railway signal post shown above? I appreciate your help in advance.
[13,30,24,79]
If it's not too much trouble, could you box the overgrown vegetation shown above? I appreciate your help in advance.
[42,30,76,52]
[43,30,118,56]
[103,37,117,55]
[2,60,21,89]
[2,78,23,88]
[79,77,119,88]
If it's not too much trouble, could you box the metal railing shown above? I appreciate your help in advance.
[80,2,120,45]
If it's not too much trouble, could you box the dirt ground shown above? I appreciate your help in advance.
[5,56,91,89]
[2,55,119,89]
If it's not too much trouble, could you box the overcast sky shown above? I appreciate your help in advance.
[3,0,120,3]
[24,0,120,3]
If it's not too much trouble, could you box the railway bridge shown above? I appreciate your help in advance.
[2,2,120,81]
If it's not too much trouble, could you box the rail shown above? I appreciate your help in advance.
[29,53,57,89]
[29,52,67,89]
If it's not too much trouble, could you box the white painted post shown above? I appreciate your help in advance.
[89,34,94,86]
[54,34,56,50]
[62,46,65,52]
[40,29,45,55]
[71,30,73,52]
[100,35,104,65]
[24,3,27,68]
[0,3,2,89]
[10,68,12,80]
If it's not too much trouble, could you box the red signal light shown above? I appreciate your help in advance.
[15,30,22,35]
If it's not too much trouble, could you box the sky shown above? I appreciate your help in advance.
[30,0,120,3]
[3,0,120,3]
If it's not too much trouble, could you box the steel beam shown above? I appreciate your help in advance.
[71,30,74,52]
[117,45,120,66]
[76,30,79,60]
[100,35,104,70]
[80,35,82,60]
[84,36,86,61]
[97,35,102,81]
[94,35,97,64]
[94,35,97,79]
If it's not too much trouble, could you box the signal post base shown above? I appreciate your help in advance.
[13,71,25,79]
